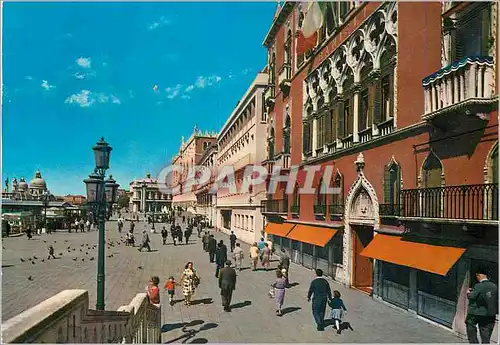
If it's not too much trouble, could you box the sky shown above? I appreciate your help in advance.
[2,1,276,196]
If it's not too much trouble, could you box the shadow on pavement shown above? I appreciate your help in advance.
[164,321,218,344]
[190,298,213,305]
[161,319,204,333]
[231,300,251,309]
[281,306,301,315]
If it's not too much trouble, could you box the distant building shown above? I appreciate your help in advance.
[2,170,48,200]
[171,126,217,211]
[117,189,129,198]
[129,173,172,213]
[62,195,86,205]
[195,142,218,226]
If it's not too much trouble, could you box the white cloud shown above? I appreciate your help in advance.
[185,85,195,92]
[76,57,92,68]
[181,94,191,100]
[195,76,207,89]
[165,84,182,99]
[41,80,55,90]
[65,90,121,108]
[65,90,93,107]
[25,76,33,80]
[148,16,170,30]
[74,72,85,80]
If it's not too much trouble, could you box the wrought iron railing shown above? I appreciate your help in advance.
[328,203,344,216]
[290,204,300,215]
[314,204,326,215]
[261,199,287,214]
[401,183,498,221]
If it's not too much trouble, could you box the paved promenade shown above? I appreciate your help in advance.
[2,220,464,343]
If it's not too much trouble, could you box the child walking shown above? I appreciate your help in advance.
[48,245,56,259]
[328,290,347,334]
[164,276,177,305]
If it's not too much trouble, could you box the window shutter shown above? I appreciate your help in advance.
[388,72,394,119]
[348,96,355,135]
[337,99,345,138]
[331,108,337,141]
[383,165,391,204]
[367,84,374,127]
[302,121,310,154]
[395,168,401,206]
[373,79,382,124]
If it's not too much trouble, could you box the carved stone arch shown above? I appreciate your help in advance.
[387,155,403,188]
[484,141,499,183]
[346,31,367,82]
[345,173,380,229]
[332,47,348,93]
[419,150,445,188]
[379,34,397,69]
[384,2,398,40]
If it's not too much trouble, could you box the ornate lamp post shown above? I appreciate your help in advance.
[105,175,119,220]
[42,190,51,233]
[83,137,119,310]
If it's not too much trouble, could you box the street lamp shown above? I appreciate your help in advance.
[105,175,119,220]
[83,137,119,311]
[42,190,51,234]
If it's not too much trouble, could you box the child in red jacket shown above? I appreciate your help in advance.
[164,276,176,305]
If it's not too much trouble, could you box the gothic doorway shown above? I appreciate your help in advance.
[352,225,374,294]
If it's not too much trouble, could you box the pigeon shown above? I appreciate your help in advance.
[20,258,25,262]
[64,240,68,243]
[33,256,37,260]
[28,258,32,261]
[59,253,63,256]
[81,258,85,262]
[67,246,71,250]
[43,240,47,243]
[54,241,57,243]
[41,259,45,262]
[85,252,89,255]
[28,276,33,281]
[80,249,82,252]
[31,261,35,265]
[72,258,78,261]
[138,266,143,270]
[90,257,94,261]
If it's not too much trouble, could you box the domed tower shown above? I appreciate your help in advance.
[29,170,47,198]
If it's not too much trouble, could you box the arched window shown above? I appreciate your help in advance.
[285,29,292,65]
[422,152,443,188]
[383,160,401,209]
[422,152,443,218]
[314,177,327,215]
[491,145,498,184]
[268,127,275,160]
[283,115,291,154]
[329,171,344,216]
[302,119,311,155]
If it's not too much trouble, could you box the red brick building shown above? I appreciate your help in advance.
[261,1,498,337]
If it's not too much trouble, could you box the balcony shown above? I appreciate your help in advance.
[400,183,498,223]
[261,199,287,214]
[422,56,496,121]
[275,153,291,170]
[314,204,326,215]
[264,160,275,175]
[264,85,276,110]
[290,204,300,215]
[278,63,291,95]
[379,203,404,217]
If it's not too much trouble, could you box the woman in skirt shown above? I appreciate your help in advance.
[272,270,287,316]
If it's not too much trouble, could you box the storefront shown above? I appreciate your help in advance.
[266,221,344,280]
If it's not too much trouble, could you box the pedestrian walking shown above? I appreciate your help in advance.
[161,226,168,245]
[257,237,266,263]
[219,260,237,312]
[329,290,348,333]
[197,222,203,238]
[130,221,135,232]
[170,224,177,246]
[47,245,56,259]
[249,242,259,271]
[176,225,183,244]
[466,265,498,344]
[229,231,237,252]
[202,232,209,251]
[26,226,33,239]
[215,240,228,278]
[272,269,287,316]
[279,248,291,286]
[232,243,244,271]
[261,243,272,271]
[307,269,332,331]
[185,228,191,244]
[138,230,151,252]
[180,261,200,306]
[164,276,177,305]
[86,220,91,232]
[208,235,217,263]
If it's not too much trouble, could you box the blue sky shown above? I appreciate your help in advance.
[2,1,276,196]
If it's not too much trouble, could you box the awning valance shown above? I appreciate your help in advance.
[286,224,338,247]
[360,234,466,276]
[265,222,295,237]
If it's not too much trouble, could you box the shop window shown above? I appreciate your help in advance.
[471,259,498,286]
[382,261,410,287]
[316,244,329,261]
[303,242,314,255]
[291,240,301,251]
[418,265,458,302]
[332,231,343,264]
[282,237,291,249]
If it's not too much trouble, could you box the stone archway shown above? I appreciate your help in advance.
[341,153,379,292]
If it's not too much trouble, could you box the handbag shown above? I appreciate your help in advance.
[193,275,200,287]
[268,287,275,299]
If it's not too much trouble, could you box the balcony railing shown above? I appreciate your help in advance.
[422,56,496,120]
[277,153,291,170]
[401,183,498,221]
[264,85,276,108]
[314,204,326,215]
[358,127,372,143]
[328,203,344,216]
[290,204,300,215]
[261,199,287,214]
[379,203,404,217]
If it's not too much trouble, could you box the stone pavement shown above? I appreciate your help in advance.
[2,220,464,343]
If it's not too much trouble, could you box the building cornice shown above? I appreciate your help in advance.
[263,2,295,48]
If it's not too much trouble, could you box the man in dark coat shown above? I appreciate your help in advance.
[218,260,237,312]
[176,225,183,244]
[229,231,237,252]
[202,232,209,251]
[170,224,177,246]
[307,269,332,331]
[466,265,498,343]
[161,227,168,245]
[215,240,228,278]
[208,235,217,263]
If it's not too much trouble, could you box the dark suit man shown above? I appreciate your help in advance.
[215,240,228,277]
[229,231,237,252]
[307,269,332,331]
[202,232,209,251]
[219,260,237,312]
[466,266,498,343]
[208,235,217,263]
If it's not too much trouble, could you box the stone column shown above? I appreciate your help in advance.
[453,74,459,103]
[353,84,360,143]
[467,63,477,98]
[477,65,484,98]
[460,73,466,101]
[312,116,318,157]
[424,88,431,115]
[484,64,494,97]
[431,85,437,112]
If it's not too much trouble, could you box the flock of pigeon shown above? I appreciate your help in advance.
[18,238,127,282]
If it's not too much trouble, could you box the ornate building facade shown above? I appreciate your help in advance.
[171,127,217,211]
[129,173,172,214]
[216,72,269,244]
[3,170,49,200]
[195,143,218,226]
[261,1,498,338]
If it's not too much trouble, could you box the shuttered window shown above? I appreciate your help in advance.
[337,99,345,138]
[381,74,394,121]
[383,163,401,205]
[455,3,491,61]
[302,121,311,154]
[359,89,369,130]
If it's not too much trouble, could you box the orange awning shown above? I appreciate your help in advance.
[265,222,295,237]
[286,224,338,247]
[360,234,466,276]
